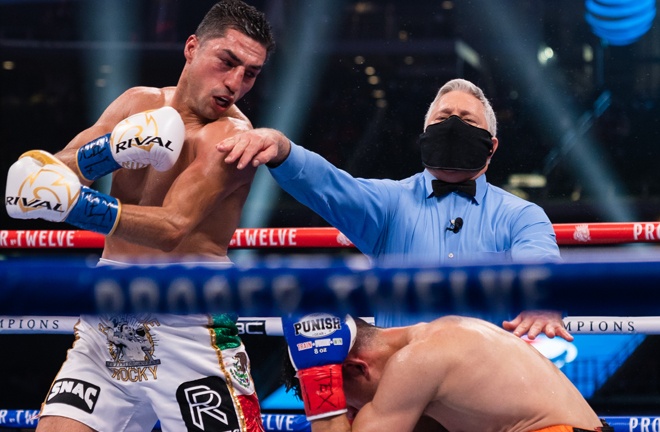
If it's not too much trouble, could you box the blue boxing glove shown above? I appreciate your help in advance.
[282,313,356,421]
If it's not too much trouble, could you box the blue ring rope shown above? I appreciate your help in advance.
[2,258,660,316]
[0,411,654,431]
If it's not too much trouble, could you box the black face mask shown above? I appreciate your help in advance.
[418,115,493,171]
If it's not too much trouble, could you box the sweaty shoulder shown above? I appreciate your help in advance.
[224,104,252,127]
[386,321,456,382]
[412,316,477,343]
[205,110,252,140]
[114,86,170,114]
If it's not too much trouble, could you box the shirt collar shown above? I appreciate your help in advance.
[423,169,486,204]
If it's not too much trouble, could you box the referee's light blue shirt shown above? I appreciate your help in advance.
[270,143,561,326]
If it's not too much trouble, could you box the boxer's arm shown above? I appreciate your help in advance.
[351,347,437,432]
[309,416,351,432]
[412,416,448,432]
[308,413,443,432]
[110,118,255,250]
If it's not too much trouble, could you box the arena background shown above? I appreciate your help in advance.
[1,0,659,424]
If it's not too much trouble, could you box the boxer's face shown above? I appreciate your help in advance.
[184,29,266,120]
[342,363,379,410]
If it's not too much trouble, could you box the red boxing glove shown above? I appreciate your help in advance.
[282,313,356,421]
[297,364,346,421]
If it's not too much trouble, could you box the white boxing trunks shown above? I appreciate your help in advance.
[39,259,263,432]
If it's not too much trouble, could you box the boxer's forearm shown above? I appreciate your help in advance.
[311,415,352,432]
[111,205,187,251]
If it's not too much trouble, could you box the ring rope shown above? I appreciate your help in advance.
[0,258,660,318]
[0,411,653,431]
[3,222,660,249]
[2,316,659,335]
[2,259,660,316]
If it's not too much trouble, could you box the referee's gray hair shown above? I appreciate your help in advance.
[424,78,497,137]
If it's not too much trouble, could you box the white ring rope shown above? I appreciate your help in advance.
[2,316,659,335]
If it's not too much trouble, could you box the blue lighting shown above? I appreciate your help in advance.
[585,0,656,46]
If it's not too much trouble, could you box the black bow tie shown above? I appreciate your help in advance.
[432,179,476,198]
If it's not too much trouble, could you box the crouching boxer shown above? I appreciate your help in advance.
[283,314,612,432]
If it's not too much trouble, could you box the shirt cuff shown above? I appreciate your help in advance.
[268,141,306,182]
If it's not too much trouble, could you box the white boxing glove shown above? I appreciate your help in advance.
[76,106,185,181]
[6,150,121,234]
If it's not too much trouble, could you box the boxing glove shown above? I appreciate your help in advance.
[282,313,356,421]
[76,106,185,181]
[6,150,120,235]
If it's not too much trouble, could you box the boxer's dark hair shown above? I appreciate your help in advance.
[196,0,275,59]
[281,342,302,400]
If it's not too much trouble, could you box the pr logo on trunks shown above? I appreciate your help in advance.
[46,378,100,413]
[176,376,240,432]
[98,315,161,382]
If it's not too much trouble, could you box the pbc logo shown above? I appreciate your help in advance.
[236,320,266,335]
[46,378,100,413]
[176,376,240,432]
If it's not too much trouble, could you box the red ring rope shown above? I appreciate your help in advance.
[1,222,660,249]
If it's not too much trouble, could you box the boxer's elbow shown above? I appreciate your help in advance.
[157,217,192,252]
[157,232,184,252]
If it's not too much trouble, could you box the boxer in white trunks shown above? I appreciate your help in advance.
[5,1,275,431]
